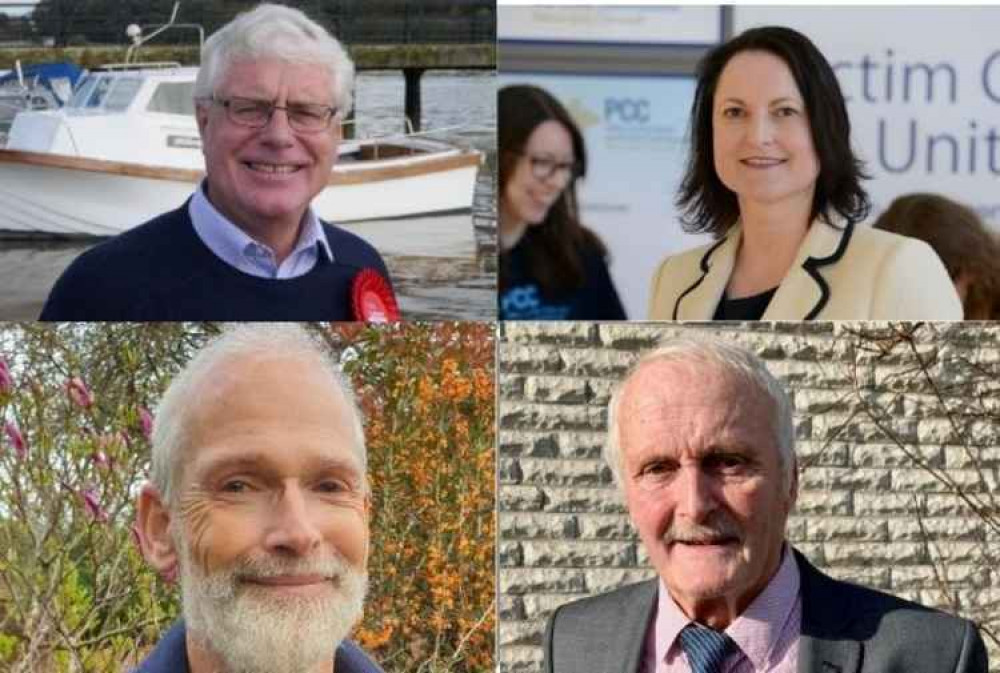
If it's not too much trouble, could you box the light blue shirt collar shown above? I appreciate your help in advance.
[189,182,333,279]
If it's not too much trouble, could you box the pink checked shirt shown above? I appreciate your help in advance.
[640,545,801,673]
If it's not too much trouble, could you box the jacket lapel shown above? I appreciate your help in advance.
[674,229,740,320]
[764,219,855,320]
[795,550,862,673]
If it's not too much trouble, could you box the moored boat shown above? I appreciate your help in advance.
[0,64,481,238]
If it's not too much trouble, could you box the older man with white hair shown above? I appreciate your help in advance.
[41,4,393,321]
[134,324,382,673]
[544,337,987,673]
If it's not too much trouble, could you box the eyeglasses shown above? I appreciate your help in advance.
[208,96,339,133]
[520,153,582,182]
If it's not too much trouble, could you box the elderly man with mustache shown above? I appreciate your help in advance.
[134,324,382,673]
[543,338,988,673]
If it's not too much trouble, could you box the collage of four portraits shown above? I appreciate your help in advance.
[0,3,998,673]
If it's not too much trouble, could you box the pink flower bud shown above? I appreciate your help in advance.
[67,377,93,409]
[138,406,154,440]
[4,421,26,459]
[0,359,12,394]
[91,451,110,468]
[81,486,108,522]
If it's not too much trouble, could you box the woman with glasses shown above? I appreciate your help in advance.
[498,85,626,320]
[648,26,961,320]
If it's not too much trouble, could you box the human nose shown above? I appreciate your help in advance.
[674,465,718,523]
[259,105,296,145]
[746,111,775,147]
[263,484,322,556]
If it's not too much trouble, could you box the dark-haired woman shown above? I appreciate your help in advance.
[649,26,961,320]
[874,193,1000,320]
[499,85,626,320]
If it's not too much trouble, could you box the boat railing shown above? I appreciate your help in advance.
[95,62,184,72]
[345,122,481,160]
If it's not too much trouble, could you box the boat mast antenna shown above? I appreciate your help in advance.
[125,3,205,65]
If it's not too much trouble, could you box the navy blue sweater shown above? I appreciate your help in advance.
[39,203,392,321]
[134,621,384,673]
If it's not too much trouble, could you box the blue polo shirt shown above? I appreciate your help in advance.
[135,621,384,673]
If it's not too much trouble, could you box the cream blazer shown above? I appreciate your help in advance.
[648,219,963,320]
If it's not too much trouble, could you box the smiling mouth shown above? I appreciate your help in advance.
[741,158,786,168]
[244,162,303,174]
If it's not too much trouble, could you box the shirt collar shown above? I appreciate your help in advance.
[189,181,333,277]
[653,544,800,670]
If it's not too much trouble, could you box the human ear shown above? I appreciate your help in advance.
[136,483,179,583]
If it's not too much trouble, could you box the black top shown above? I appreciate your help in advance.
[499,238,627,320]
[39,201,392,321]
[713,287,778,320]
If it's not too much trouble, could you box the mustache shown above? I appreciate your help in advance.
[231,552,354,582]
[661,515,743,545]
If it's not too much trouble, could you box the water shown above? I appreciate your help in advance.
[0,70,497,320]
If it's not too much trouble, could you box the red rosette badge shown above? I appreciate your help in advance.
[351,269,400,322]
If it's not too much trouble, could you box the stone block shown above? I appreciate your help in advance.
[799,466,890,491]
[524,376,590,404]
[501,345,564,374]
[795,441,850,467]
[793,489,852,516]
[559,348,634,377]
[542,486,626,513]
[500,568,587,594]
[584,568,658,593]
[500,374,526,399]
[498,646,543,673]
[806,517,888,542]
[499,594,526,621]
[520,458,613,487]
[577,513,636,540]
[501,512,579,539]
[498,620,544,647]
[556,431,606,460]
[852,443,944,468]
[500,485,546,511]
[855,492,923,516]
[500,431,559,458]
[498,541,523,567]
[523,540,634,568]
[504,322,596,345]
[823,541,925,566]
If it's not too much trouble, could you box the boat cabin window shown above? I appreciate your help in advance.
[103,77,142,111]
[68,75,141,112]
[146,81,196,116]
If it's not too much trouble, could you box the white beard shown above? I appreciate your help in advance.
[175,536,367,673]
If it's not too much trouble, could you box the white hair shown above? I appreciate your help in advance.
[605,336,797,491]
[194,3,355,113]
[151,323,367,506]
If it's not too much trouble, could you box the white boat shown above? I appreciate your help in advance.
[0,64,482,237]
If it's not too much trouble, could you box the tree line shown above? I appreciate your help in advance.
[2,0,495,47]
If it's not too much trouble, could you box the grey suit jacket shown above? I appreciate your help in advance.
[543,550,988,673]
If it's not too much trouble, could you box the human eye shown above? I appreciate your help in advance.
[721,106,744,119]
[219,478,254,494]
[291,103,327,120]
[530,156,557,171]
[230,98,270,120]
[704,452,751,475]
[635,459,678,486]
[774,105,799,117]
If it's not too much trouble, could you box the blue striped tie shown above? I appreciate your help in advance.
[678,623,736,673]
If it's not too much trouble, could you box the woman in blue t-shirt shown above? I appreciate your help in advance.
[498,85,626,320]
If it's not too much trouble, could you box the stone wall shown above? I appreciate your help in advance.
[498,321,1000,673]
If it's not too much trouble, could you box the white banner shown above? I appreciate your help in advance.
[734,6,1000,229]
[499,6,723,46]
